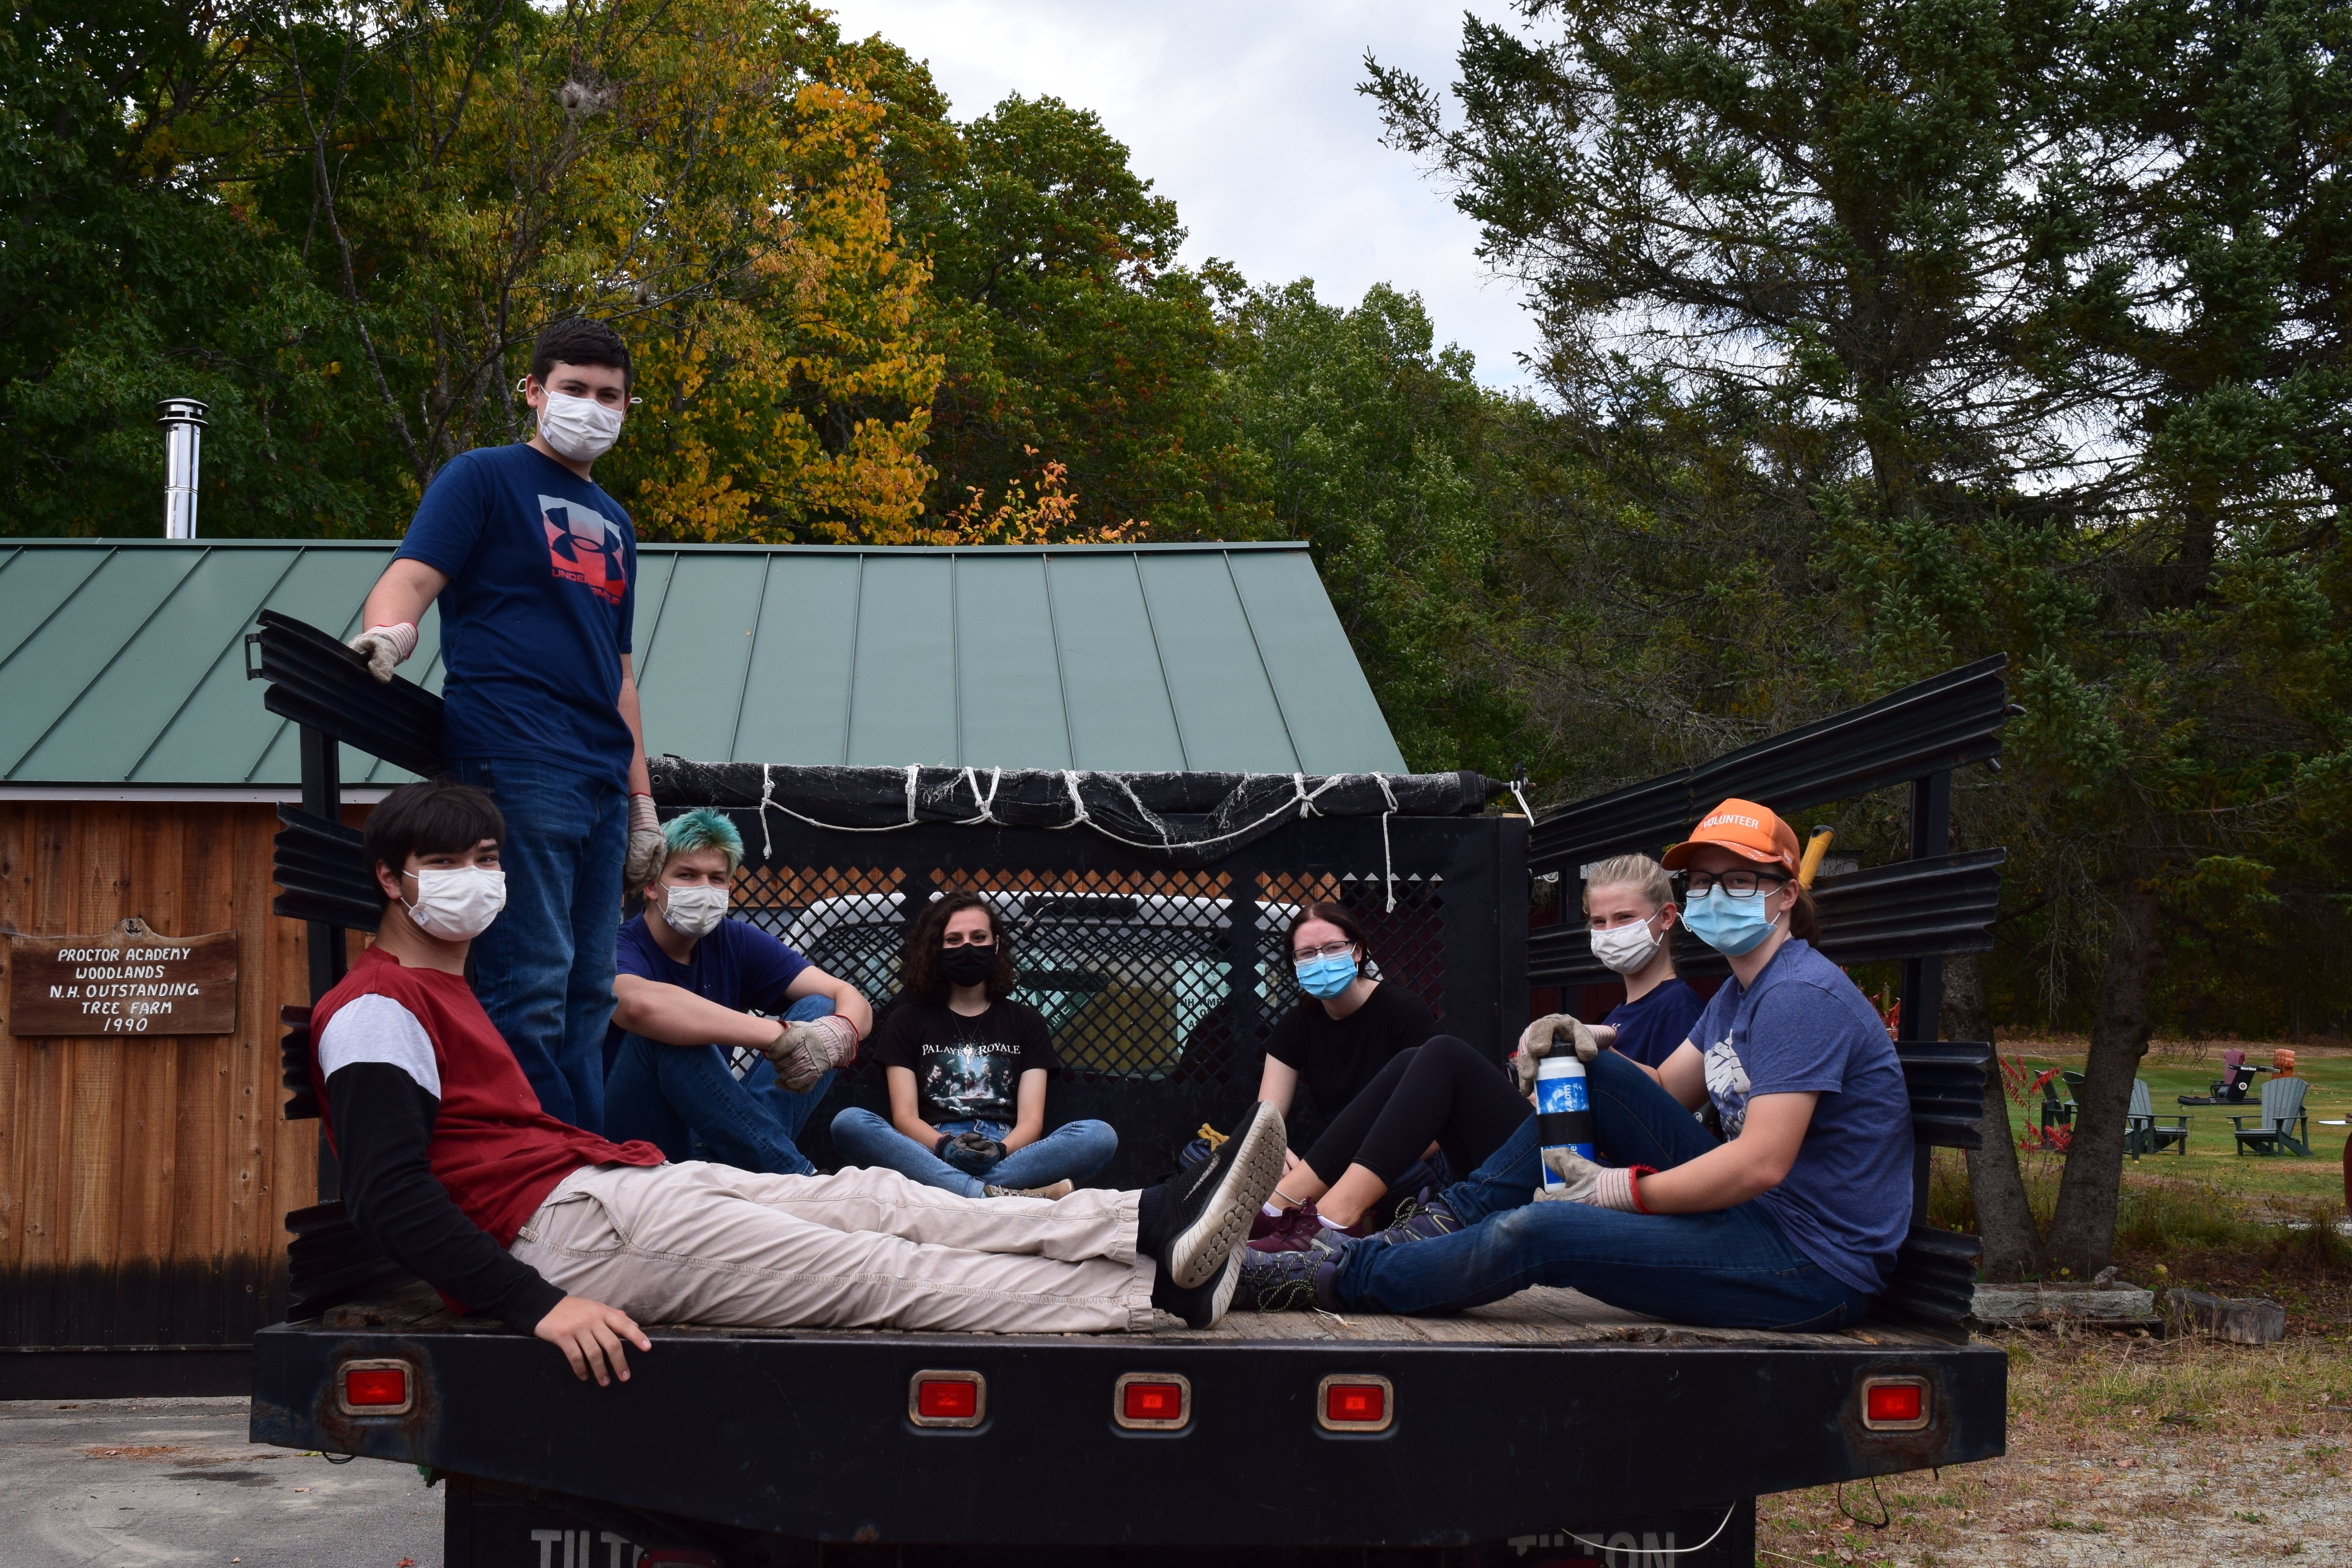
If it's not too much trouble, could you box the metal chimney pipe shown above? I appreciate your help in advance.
[158,397,209,538]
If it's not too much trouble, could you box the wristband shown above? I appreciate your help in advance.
[1626,1165,1657,1214]
[629,792,660,835]
[362,621,419,664]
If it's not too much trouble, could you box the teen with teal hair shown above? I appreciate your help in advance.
[603,808,874,1174]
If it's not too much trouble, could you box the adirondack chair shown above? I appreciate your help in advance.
[2180,1048,2256,1106]
[2126,1078,2189,1158]
[2232,1076,2312,1156]
[2062,1070,2087,1117]
[2037,1073,2075,1132]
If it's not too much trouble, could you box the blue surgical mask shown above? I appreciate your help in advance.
[1681,887,1785,957]
[1296,952,1359,999]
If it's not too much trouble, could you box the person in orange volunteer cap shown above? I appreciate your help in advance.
[1238,796,1911,1332]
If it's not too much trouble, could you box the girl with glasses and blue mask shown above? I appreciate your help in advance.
[1236,799,1911,1331]
[1248,904,1531,1255]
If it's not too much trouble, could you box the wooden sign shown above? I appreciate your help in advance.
[7,918,238,1037]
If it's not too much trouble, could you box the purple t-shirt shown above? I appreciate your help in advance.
[1687,939,1910,1294]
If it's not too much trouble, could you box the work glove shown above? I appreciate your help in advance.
[763,1013,858,1093]
[624,794,667,891]
[1535,1147,1645,1211]
[938,1131,1009,1172]
[347,622,417,684]
[1512,1012,1600,1096]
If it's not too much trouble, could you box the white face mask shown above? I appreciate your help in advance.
[659,884,729,940]
[405,865,506,942]
[536,388,625,462]
[1588,912,1666,976]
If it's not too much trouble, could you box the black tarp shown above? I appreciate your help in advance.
[648,759,1508,868]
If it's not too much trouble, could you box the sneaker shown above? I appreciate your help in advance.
[1149,1101,1287,1289]
[984,1180,1075,1200]
[1248,1203,1358,1254]
[1366,1192,1461,1248]
[1236,1235,1341,1312]
[1152,1248,1242,1330]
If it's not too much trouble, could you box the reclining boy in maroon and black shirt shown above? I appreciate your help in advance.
[311,779,1283,1383]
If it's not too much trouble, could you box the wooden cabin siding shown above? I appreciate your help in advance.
[0,801,347,1347]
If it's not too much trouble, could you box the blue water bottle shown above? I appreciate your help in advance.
[1536,1053,1595,1189]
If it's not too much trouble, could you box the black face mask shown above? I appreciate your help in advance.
[940,943,996,986]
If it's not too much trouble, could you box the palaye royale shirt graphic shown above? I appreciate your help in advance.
[871,1000,1057,1126]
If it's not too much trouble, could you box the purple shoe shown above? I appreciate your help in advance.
[1248,1203,1364,1254]
[1237,1233,1343,1312]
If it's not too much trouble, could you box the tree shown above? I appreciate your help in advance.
[1224,280,1536,771]
[915,94,1257,539]
[1370,0,2352,1274]
[2,0,945,541]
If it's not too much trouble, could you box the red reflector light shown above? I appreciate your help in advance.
[1866,1383,1923,1425]
[917,1379,978,1421]
[343,1367,407,1408]
[1123,1381,1184,1421]
[1325,1383,1386,1424]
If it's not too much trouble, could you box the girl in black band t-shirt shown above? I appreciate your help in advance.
[829,892,1117,1198]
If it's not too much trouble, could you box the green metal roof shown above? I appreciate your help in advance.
[0,540,1405,790]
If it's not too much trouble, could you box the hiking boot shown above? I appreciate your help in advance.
[1236,1236,1342,1312]
[984,1180,1075,1200]
[1152,1248,1242,1330]
[1367,1192,1461,1248]
[1144,1101,1287,1289]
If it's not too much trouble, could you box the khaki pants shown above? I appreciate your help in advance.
[508,1161,1155,1333]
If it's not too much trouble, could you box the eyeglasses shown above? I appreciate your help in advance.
[940,934,996,949]
[1683,869,1790,898]
[1294,940,1356,963]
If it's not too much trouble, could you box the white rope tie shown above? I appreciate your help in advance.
[1375,773,1399,912]
[955,766,1002,826]
[735,768,1417,866]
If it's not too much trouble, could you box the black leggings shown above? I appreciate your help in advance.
[1299,1035,1534,1187]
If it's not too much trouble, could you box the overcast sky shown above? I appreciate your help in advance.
[824,0,1543,393]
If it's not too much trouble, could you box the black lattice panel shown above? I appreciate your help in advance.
[728,862,1449,1186]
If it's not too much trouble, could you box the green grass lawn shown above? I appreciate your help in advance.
[2005,1042,2352,1205]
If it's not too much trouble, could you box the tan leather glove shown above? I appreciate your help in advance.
[764,1013,859,1093]
[1512,1013,1599,1096]
[1535,1147,1641,1210]
[623,794,666,891]
[347,622,416,684]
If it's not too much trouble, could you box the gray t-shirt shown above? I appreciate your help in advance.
[1688,939,1909,1294]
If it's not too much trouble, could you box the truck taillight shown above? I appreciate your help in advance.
[335,1359,414,1416]
[1113,1373,1191,1430]
[1316,1374,1394,1433]
[908,1370,985,1428]
[1859,1375,1930,1431]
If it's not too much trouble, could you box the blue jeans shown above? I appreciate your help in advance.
[1333,1050,1876,1332]
[829,1108,1118,1199]
[453,757,624,1134]
[604,996,836,1176]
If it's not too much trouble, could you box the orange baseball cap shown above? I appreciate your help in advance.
[1661,798,1802,875]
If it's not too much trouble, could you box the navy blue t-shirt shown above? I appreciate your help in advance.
[1604,979,1707,1069]
[1687,939,1910,1295]
[396,444,638,788]
[606,915,811,1060]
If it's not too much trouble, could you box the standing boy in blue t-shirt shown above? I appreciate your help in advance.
[347,317,666,1133]
[604,810,872,1174]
